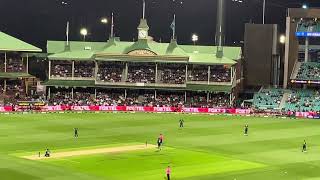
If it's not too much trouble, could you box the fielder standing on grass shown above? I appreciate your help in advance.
[244,124,249,136]
[74,128,79,138]
[302,140,307,152]
[179,119,184,128]
[166,166,171,180]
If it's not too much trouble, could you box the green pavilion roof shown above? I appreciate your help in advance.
[42,80,95,87]
[47,39,241,65]
[0,31,42,52]
[0,72,34,79]
[48,50,94,61]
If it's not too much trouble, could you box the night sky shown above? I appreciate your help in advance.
[0,0,319,50]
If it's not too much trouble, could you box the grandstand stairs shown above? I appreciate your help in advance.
[290,61,302,80]
[279,92,290,110]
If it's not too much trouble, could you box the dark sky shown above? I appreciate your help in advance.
[0,0,319,50]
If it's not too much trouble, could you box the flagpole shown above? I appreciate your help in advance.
[66,21,69,46]
[263,0,266,24]
[111,13,114,38]
[143,0,146,19]
[173,14,176,39]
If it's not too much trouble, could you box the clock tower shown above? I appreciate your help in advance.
[137,0,149,40]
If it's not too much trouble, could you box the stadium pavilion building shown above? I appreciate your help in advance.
[43,16,242,107]
[0,31,42,105]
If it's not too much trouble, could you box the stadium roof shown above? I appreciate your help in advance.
[48,50,94,61]
[46,38,241,65]
[0,31,42,52]
[42,80,95,87]
[0,72,34,79]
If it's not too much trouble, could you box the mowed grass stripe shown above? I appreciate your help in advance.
[46,148,265,180]
[1,113,320,179]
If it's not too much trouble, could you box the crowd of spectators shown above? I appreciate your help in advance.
[51,63,72,78]
[188,65,208,82]
[296,62,320,81]
[97,63,124,83]
[297,19,320,33]
[159,65,186,84]
[0,57,4,72]
[210,66,231,82]
[185,93,230,108]
[74,62,95,78]
[48,90,94,106]
[6,58,25,73]
[45,89,230,108]
[95,91,125,106]
[48,63,231,84]
[253,89,284,109]
[285,90,320,112]
[127,64,155,83]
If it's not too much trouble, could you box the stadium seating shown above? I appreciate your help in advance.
[285,89,320,112]
[44,88,231,108]
[210,66,231,82]
[127,64,155,84]
[296,62,320,81]
[253,89,284,109]
[297,19,320,32]
[158,64,186,84]
[97,63,124,83]
[6,58,26,73]
[74,62,95,78]
[51,63,72,78]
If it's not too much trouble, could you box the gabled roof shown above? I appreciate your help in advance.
[188,53,236,65]
[47,41,106,54]
[0,72,34,79]
[0,31,41,52]
[48,50,94,61]
[46,39,242,65]
[96,38,133,55]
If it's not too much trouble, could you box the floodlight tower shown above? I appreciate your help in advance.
[215,0,225,58]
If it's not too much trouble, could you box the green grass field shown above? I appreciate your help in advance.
[1,112,320,179]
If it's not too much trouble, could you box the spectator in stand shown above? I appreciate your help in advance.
[127,64,155,84]
[97,63,124,83]
[51,63,72,78]
[210,66,231,82]
[189,65,208,82]
[74,62,95,78]
[158,64,186,84]
[6,58,25,73]
[95,91,125,106]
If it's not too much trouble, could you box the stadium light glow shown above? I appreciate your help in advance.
[101,18,108,24]
[192,34,199,45]
[302,4,308,9]
[279,35,286,44]
[80,28,88,41]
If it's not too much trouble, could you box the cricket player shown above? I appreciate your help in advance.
[179,119,184,128]
[74,128,79,138]
[159,134,164,145]
[157,138,162,150]
[302,140,307,152]
[244,124,248,136]
[45,149,50,157]
[166,166,171,180]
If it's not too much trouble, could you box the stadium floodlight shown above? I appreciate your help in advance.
[192,34,199,45]
[101,18,108,24]
[80,28,88,41]
[279,35,286,44]
[302,4,308,9]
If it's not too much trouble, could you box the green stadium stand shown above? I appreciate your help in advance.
[253,89,284,110]
[296,62,320,81]
[284,89,320,112]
